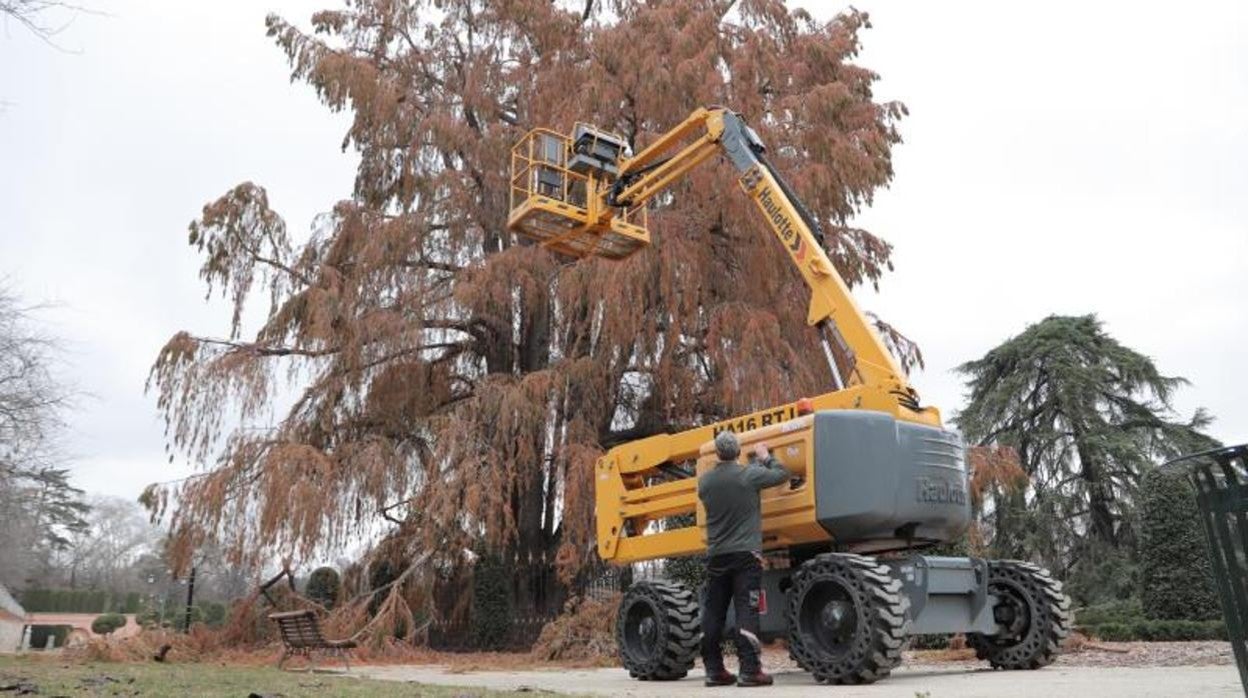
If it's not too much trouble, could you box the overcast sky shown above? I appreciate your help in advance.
[1,1,1244,501]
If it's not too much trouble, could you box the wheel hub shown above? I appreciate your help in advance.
[820,600,855,635]
[637,616,656,645]
[991,584,1031,639]
[798,579,859,659]
[623,600,660,660]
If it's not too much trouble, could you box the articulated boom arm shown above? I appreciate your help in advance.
[607,107,912,398]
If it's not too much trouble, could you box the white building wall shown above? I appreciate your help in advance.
[0,617,24,653]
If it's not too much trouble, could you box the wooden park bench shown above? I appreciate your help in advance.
[268,610,358,671]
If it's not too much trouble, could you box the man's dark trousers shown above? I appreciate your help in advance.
[701,550,763,675]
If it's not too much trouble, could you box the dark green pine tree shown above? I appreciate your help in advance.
[471,551,514,650]
[954,315,1217,602]
[305,566,342,609]
[1137,468,1221,620]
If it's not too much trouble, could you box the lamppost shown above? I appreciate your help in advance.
[183,566,196,635]
[146,569,176,628]
[145,572,163,626]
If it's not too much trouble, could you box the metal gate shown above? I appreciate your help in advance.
[1165,444,1248,695]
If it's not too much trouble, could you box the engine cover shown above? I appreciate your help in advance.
[811,410,969,549]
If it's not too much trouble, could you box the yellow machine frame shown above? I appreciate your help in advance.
[507,107,942,565]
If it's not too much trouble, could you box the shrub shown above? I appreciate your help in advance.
[664,555,706,592]
[1076,599,1227,641]
[1085,619,1227,642]
[171,605,205,632]
[471,551,514,650]
[202,601,227,627]
[1076,598,1144,626]
[136,610,161,629]
[908,634,952,650]
[1138,469,1221,620]
[306,566,342,609]
[662,514,706,591]
[91,613,127,636]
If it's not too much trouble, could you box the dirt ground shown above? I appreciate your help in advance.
[352,644,1245,698]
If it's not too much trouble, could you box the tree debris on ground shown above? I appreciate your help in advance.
[530,594,620,663]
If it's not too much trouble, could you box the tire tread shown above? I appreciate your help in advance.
[617,580,701,681]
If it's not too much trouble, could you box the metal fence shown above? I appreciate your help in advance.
[427,615,554,652]
[423,561,666,652]
[1164,444,1248,695]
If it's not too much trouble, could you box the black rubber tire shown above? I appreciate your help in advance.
[616,580,700,681]
[785,553,909,685]
[967,560,1071,670]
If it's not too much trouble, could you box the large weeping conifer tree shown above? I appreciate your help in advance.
[954,314,1216,600]
[148,0,912,615]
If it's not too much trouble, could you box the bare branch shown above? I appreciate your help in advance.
[1,0,101,50]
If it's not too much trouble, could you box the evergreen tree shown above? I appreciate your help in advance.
[471,552,513,650]
[955,315,1216,597]
[306,566,342,609]
[1138,468,1220,620]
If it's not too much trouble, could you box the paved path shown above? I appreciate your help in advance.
[353,663,1243,697]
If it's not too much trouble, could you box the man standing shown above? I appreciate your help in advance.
[697,430,791,687]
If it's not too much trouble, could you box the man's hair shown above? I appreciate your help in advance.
[714,431,740,461]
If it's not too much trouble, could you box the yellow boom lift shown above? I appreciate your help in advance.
[508,107,1070,685]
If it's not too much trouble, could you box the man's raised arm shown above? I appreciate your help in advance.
[743,442,790,490]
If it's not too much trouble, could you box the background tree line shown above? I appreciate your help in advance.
[0,283,88,591]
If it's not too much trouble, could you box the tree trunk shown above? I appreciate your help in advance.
[1073,425,1117,546]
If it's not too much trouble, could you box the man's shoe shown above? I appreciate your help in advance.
[704,669,737,686]
[736,670,774,687]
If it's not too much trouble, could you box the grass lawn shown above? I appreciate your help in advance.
[0,655,542,697]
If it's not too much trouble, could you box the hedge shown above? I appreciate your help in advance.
[1138,468,1221,620]
[1075,599,1144,626]
[1082,619,1227,642]
[19,589,143,614]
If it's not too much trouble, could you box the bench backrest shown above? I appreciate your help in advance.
[269,610,327,649]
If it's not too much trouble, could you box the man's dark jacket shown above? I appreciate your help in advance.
[697,455,790,557]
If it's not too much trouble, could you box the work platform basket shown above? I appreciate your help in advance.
[507,126,650,260]
[1164,444,1248,695]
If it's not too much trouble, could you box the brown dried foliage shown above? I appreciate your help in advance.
[149,0,909,612]
[966,445,1027,511]
[530,593,621,663]
[962,445,1027,551]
